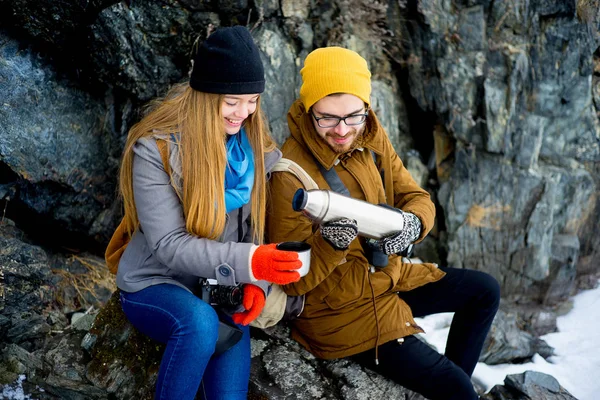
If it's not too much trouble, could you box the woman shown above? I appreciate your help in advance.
[114,26,301,400]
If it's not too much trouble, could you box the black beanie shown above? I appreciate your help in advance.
[189,26,265,94]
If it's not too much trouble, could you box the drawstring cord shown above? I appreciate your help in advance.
[200,380,206,399]
[367,272,381,366]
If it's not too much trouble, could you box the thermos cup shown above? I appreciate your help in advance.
[292,189,404,240]
[276,241,311,277]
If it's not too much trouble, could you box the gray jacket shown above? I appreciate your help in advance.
[116,136,282,296]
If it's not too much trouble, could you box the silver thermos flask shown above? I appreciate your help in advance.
[292,189,404,239]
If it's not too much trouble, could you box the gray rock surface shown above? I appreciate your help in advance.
[0,220,114,397]
[89,1,219,101]
[255,23,301,145]
[438,149,596,298]
[0,33,118,239]
[480,309,554,365]
[0,0,117,52]
[483,371,577,400]
[410,0,600,301]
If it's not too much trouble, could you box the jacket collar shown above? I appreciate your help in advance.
[287,99,387,169]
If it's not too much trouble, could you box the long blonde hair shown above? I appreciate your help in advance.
[119,82,276,243]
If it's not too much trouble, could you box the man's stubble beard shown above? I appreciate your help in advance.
[326,124,366,154]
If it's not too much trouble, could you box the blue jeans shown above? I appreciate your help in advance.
[120,284,251,400]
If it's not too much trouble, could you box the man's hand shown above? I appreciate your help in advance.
[379,212,422,255]
[320,218,359,250]
[232,284,266,326]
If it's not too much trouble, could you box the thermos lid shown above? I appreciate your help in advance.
[292,189,308,212]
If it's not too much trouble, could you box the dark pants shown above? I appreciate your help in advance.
[351,267,500,400]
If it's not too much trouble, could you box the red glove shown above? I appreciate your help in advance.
[232,284,266,326]
[251,243,301,284]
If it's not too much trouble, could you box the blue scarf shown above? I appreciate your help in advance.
[224,128,255,213]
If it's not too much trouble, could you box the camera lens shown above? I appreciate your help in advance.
[211,285,243,307]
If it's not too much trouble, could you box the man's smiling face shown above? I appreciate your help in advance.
[310,93,368,154]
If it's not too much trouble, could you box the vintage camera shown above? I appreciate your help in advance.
[200,279,243,307]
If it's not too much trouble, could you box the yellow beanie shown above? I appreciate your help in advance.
[299,47,372,111]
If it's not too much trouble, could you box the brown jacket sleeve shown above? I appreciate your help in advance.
[266,171,348,296]
[385,138,436,242]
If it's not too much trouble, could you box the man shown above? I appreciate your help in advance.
[266,47,500,400]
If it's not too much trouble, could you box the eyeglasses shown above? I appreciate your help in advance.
[311,108,369,128]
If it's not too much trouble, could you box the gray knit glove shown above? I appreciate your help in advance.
[379,211,422,255]
[320,218,359,250]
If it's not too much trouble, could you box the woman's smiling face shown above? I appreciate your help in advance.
[221,94,259,135]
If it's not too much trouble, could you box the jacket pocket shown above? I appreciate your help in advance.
[393,262,445,292]
[323,260,366,310]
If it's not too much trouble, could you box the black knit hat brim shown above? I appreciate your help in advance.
[189,79,265,94]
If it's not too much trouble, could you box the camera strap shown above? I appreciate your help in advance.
[237,207,244,242]
[317,161,350,196]
[214,318,243,356]
[197,279,244,355]
[315,150,379,197]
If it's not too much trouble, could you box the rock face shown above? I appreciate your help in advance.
[0,33,119,247]
[480,310,554,365]
[0,220,114,398]
[0,0,599,398]
[482,371,578,400]
[0,222,53,352]
[412,1,600,300]
[88,2,219,102]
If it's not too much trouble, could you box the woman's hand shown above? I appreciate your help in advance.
[232,284,266,326]
[251,244,301,284]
